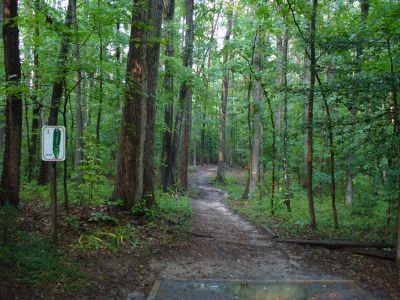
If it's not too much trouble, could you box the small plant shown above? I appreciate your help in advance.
[77,224,137,254]
[77,135,111,204]
[64,214,82,231]
[131,199,157,219]
[105,198,124,209]
[0,231,82,287]
[89,212,118,223]
[0,204,17,245]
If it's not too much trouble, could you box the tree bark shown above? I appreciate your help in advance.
[38,0,73,185]
[177,0,194,189]
[386,38,400,267]
[143,0,163,206]
[112,0,154,209]
[282,26,291,212]
[306,0,318,229]
[345,0,369,206]
[27,0,41,183]
[216,8,233,182]
[160,0,175,190]
[0,0,23,206]
[71,0,83,183]
[277,238,394,249]
[95,25,103,144]
[316,72,338,228]
[0,0,4,152]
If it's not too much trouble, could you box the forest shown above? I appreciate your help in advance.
[0,0,399,298]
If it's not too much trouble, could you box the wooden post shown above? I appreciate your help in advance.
[50,161,58,243]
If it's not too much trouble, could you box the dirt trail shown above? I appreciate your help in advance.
[150,165,337,282]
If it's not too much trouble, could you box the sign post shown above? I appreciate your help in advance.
[41,126,66,243]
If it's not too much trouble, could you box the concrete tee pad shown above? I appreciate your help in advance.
[147,279,370,300]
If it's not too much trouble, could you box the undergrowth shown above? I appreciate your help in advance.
[213,175,396,242]
[0,228,82,289]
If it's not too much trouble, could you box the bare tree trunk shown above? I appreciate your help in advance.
[62,86,69,212]
[216,8,233,182]
[282,26,291,212]
[38,0,73,185]
[27,0,41,182]
[95,24,103,144]
[386,38,400,267]
[160,0,175,191]
[315,72,338,227]
[302,1,311,188]
[242,32,262,199]
[112,0,149,209]
[116,22,122,112]
[345,0,369,206]
[177,0,194,189]
[0,0,4,152]
[306,0,318,229]
[200,56,211,166]
[71,0,83,183]
[143,0,163,206]
[0,0,23,206]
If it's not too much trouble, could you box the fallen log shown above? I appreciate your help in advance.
[347,248,395,261]
[276,238,395,249]
[260,225,279,239]
[191,231,214,238]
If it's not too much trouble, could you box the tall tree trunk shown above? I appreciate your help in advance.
[200,55,211,166]
[71,0,83,182]
[345,0,369,205]
[177,0,194,189]
[0,0,22,206]
[112,0,150,209]
[216,8,233,182]
[242,32,262,199]
[306,0,318,229]
[0,0,4,151]
[315,72,338,227]
[386,38,400,267]
[302,0,311,188]
[282,26,291,212]
[27,0,41,182]
[143,0,163,206]
[37,0,73,185]
[62,86,69,212]
[160,0,175,191]
[95,27,103,144]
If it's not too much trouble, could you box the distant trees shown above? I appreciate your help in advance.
[0,0,398,269]
[37,0,73,185]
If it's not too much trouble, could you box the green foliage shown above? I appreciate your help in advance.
[0,205,18,245]
[76,223,136,254]
[218,178,395,242]
[77,136,112,205]
[64,214,82,231]
[89,212,118,224]
[0,231,81,287]
[156,189,193,229]
[20,182,49,205]
[75,190,193,254]
[131,199,158,219]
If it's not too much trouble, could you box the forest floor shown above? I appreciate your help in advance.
[1,165,399,299]
[148,165,399,299]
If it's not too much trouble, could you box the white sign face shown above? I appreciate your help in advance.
[41,126,66,161]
